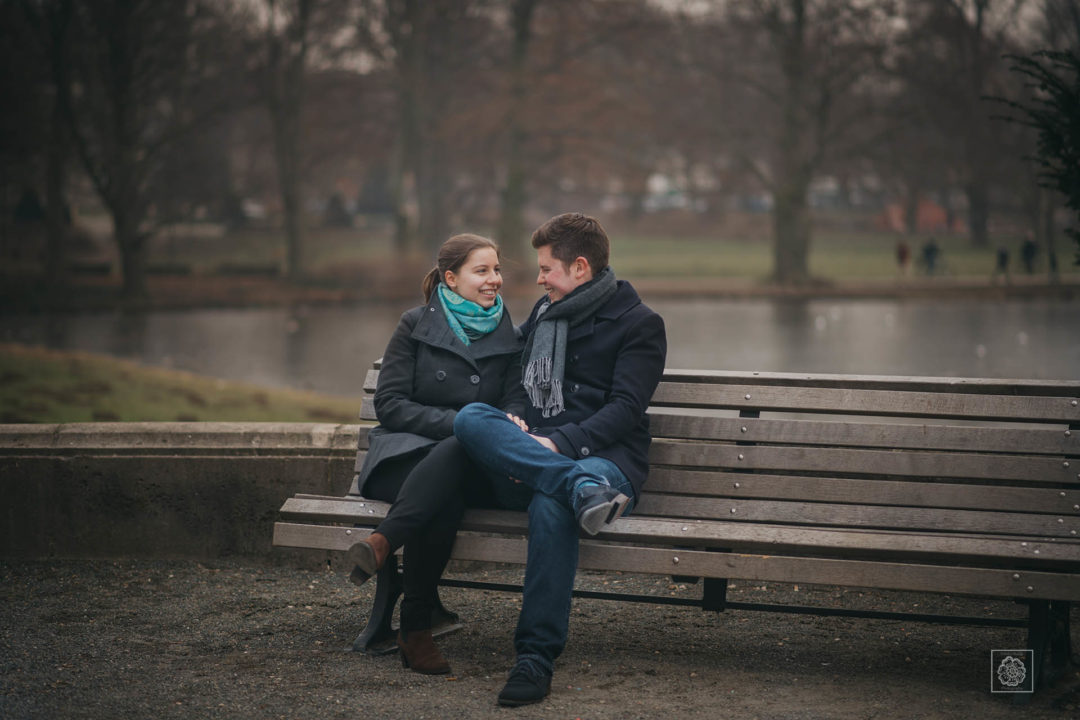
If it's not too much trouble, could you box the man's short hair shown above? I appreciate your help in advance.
[531,213,609,273]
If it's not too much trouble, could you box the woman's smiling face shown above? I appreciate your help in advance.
[445,247,502,308]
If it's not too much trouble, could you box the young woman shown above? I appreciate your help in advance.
[347,233,531,675]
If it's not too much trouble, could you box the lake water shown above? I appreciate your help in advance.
[2,297,1077,395]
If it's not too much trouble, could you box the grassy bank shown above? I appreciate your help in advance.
[80,212,1080,282]
[0,343,361,424]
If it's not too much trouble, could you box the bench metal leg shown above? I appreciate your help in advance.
[1015,599,1075,704]
[349,555,465,655]
[702,577,728,612]
[350,555,403,655]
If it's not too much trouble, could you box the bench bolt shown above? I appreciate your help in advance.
[745,394,752,400]
[673,556,680,565]
[730,508,737,514]
[737,454,744,460]
[1013,574,1020,580]
[1072,400,1078,407]
[734,482,741,488]
[346,529,352,535]
[1065,462,1071,468]
[741,426,748,433]
[1027,586,1034,592]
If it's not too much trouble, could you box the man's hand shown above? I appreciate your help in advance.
[506,413,529,432]
[530,434,560,454]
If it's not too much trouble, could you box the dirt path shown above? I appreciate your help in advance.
[2,558,1077,719]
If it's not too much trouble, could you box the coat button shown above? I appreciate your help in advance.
[571,355,579,363]
[436,370,446,381]
[580,446,590,456]
[470,374,480,385]
[571,383,580,392]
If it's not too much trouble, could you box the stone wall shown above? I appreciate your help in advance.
[0,423,361,563]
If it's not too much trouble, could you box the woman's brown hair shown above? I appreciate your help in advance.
[421,233,500,302]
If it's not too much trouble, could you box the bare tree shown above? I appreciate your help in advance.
[61,0,240,302]
[15,0,76,289]
[898,0,1029,248]
[494,0,540,262]
[712,0,894,284]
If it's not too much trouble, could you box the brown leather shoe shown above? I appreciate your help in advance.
[344,532,390,587]
[397,629,451,675]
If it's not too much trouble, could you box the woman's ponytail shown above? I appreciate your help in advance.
[421,266,442,303]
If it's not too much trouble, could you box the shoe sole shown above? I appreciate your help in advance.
[344,540,378,587]
[577,492,630,536]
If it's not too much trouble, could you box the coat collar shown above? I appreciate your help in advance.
[412,298,521,367]
[528,279,641,341]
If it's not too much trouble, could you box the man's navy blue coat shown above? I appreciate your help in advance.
[519,278,667,499]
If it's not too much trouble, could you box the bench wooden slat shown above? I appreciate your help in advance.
[272,523,1080,601]
[645,470,1080,514]
[650,383,1080,422]
[648,413,1078,455]
[274,499,1080,566]
[649,441,1078,484]
[660,368,1080,396]
[633,495,1080,538]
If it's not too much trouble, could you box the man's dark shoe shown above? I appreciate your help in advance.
[573,484,629,536]
[497,660,552,707]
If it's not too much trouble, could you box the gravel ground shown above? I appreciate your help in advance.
[1,558,1078,720]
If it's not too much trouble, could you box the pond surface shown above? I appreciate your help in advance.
[2,297,1077,396]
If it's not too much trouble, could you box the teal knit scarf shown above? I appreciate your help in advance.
[437,283,504,346]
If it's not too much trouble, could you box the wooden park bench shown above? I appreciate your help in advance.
[273,361,1080,695]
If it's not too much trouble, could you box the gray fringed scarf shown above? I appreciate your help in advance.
[523,266,618,417]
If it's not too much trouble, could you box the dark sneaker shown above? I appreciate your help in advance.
[573,484,630,536]
[497,660,552,707]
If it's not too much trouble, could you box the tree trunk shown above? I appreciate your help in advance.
[416,141,450,254]
[495,0,538,267]
[769,0,813,285]
[966,180,989,248]
[45,95,68,289]
[113,204,147,304]
[904,183,920,235]
[772,183,811,285]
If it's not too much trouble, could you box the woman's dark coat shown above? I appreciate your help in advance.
[351,297,525,495]
[520,278,667,500]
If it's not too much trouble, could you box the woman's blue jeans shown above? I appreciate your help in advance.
[453,402,635,673]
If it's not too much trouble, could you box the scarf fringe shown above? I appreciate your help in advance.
[523,357,564,418]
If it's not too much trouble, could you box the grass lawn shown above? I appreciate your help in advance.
[0,343,362,424]
[142,222,1075,283]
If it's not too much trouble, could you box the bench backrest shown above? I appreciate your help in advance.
[359,363,1080,543]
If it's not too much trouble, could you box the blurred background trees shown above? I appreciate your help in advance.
[2,0,1076,299]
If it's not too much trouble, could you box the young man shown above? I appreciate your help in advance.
[454,212,667,707]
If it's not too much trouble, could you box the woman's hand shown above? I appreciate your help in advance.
[506,413,529,432]
[530,434,560,454]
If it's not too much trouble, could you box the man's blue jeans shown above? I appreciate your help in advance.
[453,402,635,674]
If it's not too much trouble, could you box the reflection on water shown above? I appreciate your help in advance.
[2,298,1077,395]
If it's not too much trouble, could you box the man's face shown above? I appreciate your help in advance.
[536,245,589,303]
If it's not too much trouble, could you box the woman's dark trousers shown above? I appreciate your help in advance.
[362,436,477,633]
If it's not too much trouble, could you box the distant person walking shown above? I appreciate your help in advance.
[1020,232,1038,274]
[920,237,940,276]
[896,240,911,277]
